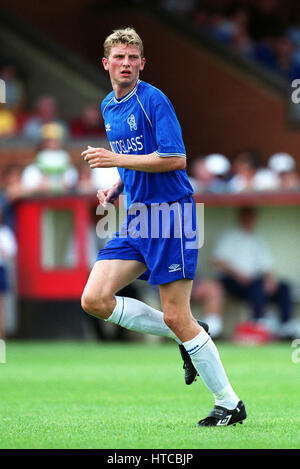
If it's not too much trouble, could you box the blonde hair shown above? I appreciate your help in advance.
[103,27,144,58]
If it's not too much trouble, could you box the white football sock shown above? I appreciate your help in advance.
[106,296,181,343]
[183,329,239,409]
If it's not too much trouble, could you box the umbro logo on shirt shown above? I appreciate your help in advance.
[168,264,181,273]
[105,123,111,131]
[127,114,137,131]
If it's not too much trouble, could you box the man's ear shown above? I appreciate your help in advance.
[102,57,109,70]
[140,57,146,72]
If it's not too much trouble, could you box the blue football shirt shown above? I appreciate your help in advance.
[101,80,193,207]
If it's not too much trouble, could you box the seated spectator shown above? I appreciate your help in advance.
[191,278,225,338]
[22,123,77,194]
[70,103,106,138]
[268,152,300,190]
[0,205,17,339]
[0,60,25,111]
[212,206,296,339]
[190,153,231,193]
[23,95,68,142]
[1,163,51,203]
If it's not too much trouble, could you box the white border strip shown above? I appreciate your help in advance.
[177,202,186,278]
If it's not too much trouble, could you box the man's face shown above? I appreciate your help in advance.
[102,44,145,89]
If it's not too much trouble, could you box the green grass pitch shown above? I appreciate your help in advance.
[0,341,299,449]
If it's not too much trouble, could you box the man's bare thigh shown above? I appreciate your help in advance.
[82,259,147,301]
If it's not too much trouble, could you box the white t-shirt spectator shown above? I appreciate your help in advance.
[213,228,274,277]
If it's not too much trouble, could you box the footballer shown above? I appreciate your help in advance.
[81,27,246,427]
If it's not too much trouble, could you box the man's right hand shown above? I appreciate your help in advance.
[97,180,123,207]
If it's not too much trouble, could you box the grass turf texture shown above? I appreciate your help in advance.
[0,341,299,449]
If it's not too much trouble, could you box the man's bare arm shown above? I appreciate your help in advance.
[82,146,186,173]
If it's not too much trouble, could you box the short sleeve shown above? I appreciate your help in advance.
[150,92,186,158]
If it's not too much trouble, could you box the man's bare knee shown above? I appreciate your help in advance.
[81,292,115,319]
[163,309,189,336]
[163,304,202,340]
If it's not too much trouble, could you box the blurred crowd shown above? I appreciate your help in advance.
[189,149,300,194]
[0,60,106,140]
[161,0,300,81]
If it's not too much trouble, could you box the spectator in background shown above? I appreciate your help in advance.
[212,206,296,339]
[228,149,260,193]
[253,35,300,81]
[2,163,48,204]
[0,60,25,111]
[70,103,106,138]
[230,7,254,55]
[22,122,77,193]
[268,152,300,190]
[272,36,300,81]
[190,153,231,193]
[228,148,279,192]
[23,95,68,142]
[203,4,253,53]
[0,205,17,339]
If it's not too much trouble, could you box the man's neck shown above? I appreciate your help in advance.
[113,79,138,100]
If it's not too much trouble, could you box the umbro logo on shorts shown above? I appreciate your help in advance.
[168,264,181,273]
[105,123,111,131]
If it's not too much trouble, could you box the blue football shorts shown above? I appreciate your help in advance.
[96,195,199,285]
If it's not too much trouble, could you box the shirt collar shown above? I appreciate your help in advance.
[113,80,141,104]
